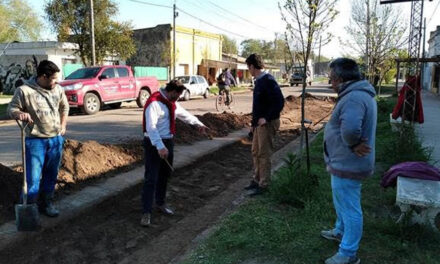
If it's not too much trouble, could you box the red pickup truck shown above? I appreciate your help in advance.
[59,65,160,115]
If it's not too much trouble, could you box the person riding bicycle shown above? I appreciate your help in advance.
[217,68,236,105]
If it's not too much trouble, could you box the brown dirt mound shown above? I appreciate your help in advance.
[280,96,334,130]
[175,112,251,144]
[59,140,143,185]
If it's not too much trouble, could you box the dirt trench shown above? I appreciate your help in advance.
[0,129,299,264]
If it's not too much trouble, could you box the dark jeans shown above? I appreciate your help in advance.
[142,137,174,214]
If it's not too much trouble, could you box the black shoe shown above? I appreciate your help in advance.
[38,192,59,217]
[248,186,266,197]
[244,180,259,190]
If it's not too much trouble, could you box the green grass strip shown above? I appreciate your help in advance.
[184,96,439,264]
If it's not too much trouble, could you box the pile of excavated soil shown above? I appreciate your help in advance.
[0,96,333,224]
[280,95,334,131]
[175,112,251,144]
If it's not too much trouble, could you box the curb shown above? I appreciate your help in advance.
[0,128,249,250]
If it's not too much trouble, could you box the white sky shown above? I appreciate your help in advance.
[29,0,440,59]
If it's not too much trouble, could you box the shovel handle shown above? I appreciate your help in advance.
[16,120,28,205]
[162,158,174,172]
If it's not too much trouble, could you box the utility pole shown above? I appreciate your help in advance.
[173,0,178,79]
[89,0,96,66]
[318,35,322,75]
[366,0,370,82]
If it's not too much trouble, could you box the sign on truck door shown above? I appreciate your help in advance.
[116,67,136,99]
[99,67,120,101]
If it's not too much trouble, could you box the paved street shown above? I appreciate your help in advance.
[0,83,335,166]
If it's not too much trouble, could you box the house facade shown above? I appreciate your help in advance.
[128,24,226,84]
[423,26,440,93]
[0,41,121,94]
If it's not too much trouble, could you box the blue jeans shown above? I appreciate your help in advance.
[331,174,363,257]
[142,137,174,214]
[25,135,64,202]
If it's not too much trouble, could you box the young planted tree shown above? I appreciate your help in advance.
[0,0,42,43]
[45,0,135,66]
[342,0,407,87]
[279,0,338,176]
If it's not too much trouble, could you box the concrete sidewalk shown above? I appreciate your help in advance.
[416,91,440,164]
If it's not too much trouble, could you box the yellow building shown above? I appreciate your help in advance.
[128,24,235,84]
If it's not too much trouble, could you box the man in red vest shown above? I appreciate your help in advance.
[141,80,207,226]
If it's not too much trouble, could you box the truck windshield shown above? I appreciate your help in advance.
[65,67,101,80]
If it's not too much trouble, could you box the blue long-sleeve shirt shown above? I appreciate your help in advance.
[251,72,284,127]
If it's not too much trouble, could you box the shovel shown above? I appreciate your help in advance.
[15,120,40,231]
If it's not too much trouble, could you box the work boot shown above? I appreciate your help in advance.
[155,204,175,215]
[140,213,151,227]
[248,186,267,197]
[38,192,59,217]
[244,180,259,190]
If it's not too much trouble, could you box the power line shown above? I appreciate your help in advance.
[192,0,243,25]
[128,0,172,9]
[176,7,253,39]
[427,0,440,25]
[206,0,276,34]
[127,0,256,39]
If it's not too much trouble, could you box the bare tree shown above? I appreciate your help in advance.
[342,0,407,86]
[279,0,338,176]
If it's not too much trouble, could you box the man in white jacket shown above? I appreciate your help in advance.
[140,80,207,226]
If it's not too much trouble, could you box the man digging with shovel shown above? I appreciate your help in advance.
[141,80,207,227]
[8,60,69,220]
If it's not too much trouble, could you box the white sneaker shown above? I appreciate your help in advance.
[140,213,151,227]
[321,229,343,242]
[325,253,360,264]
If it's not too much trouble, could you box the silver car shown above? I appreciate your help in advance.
[176,75,210,101]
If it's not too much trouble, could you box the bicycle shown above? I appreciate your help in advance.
[215,89,234,112]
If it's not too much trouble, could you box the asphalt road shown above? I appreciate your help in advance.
[0,83,335,166]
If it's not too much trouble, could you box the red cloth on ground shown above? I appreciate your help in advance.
[391,75,424,123]
[142,91,176,134]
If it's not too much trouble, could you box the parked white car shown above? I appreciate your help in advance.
[176,75,210,101]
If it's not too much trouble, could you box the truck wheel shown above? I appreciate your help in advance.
[203,88,209,99]
[182,90,190,101]
[137,89,150,108]
[82,93,100,115]
[109,102,122,109]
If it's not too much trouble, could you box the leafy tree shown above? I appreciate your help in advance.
[221,34,238,55]
[45,0,135,66]
[240,39,265,58]
[280,0,338,176]
[342,0,407,86]
[0,0,42,42]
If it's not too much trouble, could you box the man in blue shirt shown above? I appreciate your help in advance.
[244,54,284,196]
[322,58,377,264]
[217,68,236,104]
